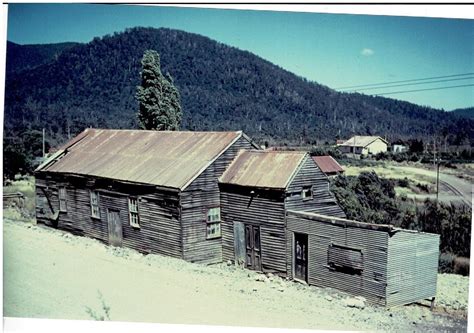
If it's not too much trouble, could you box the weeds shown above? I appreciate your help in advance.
[85,290,111,321]
[3,176,36,220]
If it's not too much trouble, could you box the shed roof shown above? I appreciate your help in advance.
[340,136,388,148]
[219,150,307,189]
[37,128,246,190]
[312,156,344,174]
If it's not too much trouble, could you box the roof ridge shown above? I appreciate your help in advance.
[85,128,242,134]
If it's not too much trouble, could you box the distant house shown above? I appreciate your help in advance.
[392,144,408,153]
[391,140,409,154]
[219,150,345,274]
[339,136,388,156]
[312,155,344,176]
[35,128,259,264]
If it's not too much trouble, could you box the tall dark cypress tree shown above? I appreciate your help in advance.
[136,50,182,130]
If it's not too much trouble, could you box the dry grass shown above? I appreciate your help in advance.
[3,176,36,222]
[344,163,434,185]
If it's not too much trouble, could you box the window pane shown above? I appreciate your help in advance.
[207,207,220,222]
[207,222,221,239]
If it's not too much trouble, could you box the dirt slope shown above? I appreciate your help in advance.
[3,219,468,332]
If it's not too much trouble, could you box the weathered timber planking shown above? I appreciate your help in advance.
[35,174,182,258]
[285,155,346,217]
[180,136,254,264]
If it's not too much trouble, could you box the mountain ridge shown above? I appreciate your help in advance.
[4,27,473,148]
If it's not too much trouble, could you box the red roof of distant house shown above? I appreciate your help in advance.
[312,156,344,174]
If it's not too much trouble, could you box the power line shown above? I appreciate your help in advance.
[336,72,474,90]
[374,84,474,96]
[346,76,474,92]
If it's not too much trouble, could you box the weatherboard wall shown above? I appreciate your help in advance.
[220,184,287,274]
[180,136,256,264]
[35,174,183,258]
[285,155,346,217]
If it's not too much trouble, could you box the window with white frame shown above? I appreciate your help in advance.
[128,197,140,228]
[59,187,67,212]
[90,191,100,218]
[301,186,313,200]
[206,207,221,239]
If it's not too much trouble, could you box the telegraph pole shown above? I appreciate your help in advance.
[436,157,441,203]
[42,128,45,158]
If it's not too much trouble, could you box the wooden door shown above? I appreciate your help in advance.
[107,209,122,247]
[234,222,246,266]
[245,224,262,271]
[294,233,308,282]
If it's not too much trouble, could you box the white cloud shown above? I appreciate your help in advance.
[360,48,374,56]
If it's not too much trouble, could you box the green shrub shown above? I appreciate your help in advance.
[453,257,470,276]
[439,252,455,273]
[397,177,410,188]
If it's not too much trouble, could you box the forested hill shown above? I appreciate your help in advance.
[452,107,474,119]
[4,27,473,150]
[6,41,80,74]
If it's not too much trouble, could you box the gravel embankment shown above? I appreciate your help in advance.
[3,219,469,332]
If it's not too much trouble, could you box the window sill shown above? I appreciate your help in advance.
[130,224,141,229]
[91,215,101,220]
[206,235,222,240]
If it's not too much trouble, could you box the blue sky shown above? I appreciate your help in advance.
[6,4,474,110]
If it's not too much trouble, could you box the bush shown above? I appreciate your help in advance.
[409,154,420,162]
[439,252,455,273]
[397,177,410,188]
[415,183,430,193]
[453,257,470,276]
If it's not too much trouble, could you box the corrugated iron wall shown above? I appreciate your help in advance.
[286,210,439,307]
[286,211,388,305]
[386,230,439,307]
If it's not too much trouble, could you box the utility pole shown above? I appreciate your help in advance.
[436,157,441,203]
[42,128,45,158]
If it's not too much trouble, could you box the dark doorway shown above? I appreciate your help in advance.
[107,209,122,247]
[245,224,262,271]
[294,233,308,282]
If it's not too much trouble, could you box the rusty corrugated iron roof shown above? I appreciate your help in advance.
[340,136,388,147]
[219,150,307,189]
[37,128,244,190]
[312,156,344,174]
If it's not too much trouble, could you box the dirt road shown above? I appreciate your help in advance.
[3,219,468,331]
[399,166,472,206]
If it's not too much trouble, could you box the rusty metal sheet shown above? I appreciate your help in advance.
[312,155,344,174]
[37,129,242,190]
[219,150,306,189]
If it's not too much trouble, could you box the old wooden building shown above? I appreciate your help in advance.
[219,150,345,274]
[35,128,259,264]
[286,210,439,307]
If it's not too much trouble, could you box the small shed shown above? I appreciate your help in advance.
[312,155,344,176]
[219,150,345,274]
[339,136,388,156]
[286,210,439,307]
[35,128,259,264]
